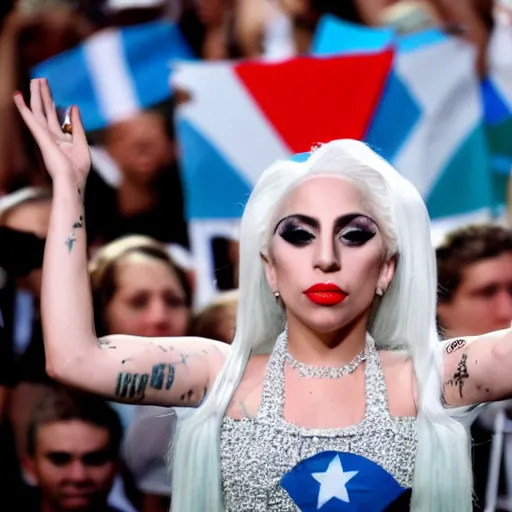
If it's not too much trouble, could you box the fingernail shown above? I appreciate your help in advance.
[13,90,21,96]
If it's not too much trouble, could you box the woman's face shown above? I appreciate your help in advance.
[264,175,395,335]
[105,254,190,337]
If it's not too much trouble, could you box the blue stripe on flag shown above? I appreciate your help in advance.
[122,21,195,108]
[426,124,494,219]
[365,70,421,161]
[491,154,512,175]
[289,152,311,162]
[397,28,447,53]
[32,45,107,131]
[311,15,394,55]
[32,21,194,132]
[481,78,512,126]
[176,118,252,220]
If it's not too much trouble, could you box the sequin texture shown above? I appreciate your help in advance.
[220,332,418,511]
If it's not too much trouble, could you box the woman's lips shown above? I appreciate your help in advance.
[303,283,347,306]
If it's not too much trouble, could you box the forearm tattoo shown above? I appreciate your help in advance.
[446,353,470,398]
[66,187,84,253]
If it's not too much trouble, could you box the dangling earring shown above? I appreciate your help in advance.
[376,287,384,297]
[274,291,280,303]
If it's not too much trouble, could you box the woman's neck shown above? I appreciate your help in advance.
[285,315,369,367]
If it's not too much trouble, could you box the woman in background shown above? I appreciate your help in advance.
[89,235,193,512]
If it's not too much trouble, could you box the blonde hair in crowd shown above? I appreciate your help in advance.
[171,139,481,511]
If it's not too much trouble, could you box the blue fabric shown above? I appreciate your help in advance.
[281,451,407,511]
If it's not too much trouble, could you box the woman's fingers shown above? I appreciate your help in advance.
[40,79,68,141]
[30,79,47,129]
[70,105,87,149]
[13,91,53,148]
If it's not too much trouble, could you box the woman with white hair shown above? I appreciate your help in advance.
[14,78,512,512]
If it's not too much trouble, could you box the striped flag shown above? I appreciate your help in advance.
[172,50,393,303]
[482,11,512,216]
[312,15,498,245]
[31,20,195,132]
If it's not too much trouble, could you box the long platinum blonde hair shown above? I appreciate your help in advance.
[171,139,479,511]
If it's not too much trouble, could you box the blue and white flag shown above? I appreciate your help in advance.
[312,16,501,245]
[32,21,195,132]
[481,9,512,218]
[281,451,409,511]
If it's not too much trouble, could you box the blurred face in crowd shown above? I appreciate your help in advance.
[2,197,51,296]
[105,112,172,186]
[105,253,190,337]
[24,420,117,511]
[438,252,512,337]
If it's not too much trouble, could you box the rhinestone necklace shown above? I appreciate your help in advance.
[285,336,369,379]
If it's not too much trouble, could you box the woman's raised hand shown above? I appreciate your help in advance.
[13,78,91,186]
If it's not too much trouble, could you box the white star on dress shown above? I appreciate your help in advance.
[312,455,359,509]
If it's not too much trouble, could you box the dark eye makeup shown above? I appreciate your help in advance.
[275,213,378,248]
[339,216,377,246]
[278,222,315,246]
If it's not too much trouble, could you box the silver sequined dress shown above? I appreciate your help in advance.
[220,332,418,511]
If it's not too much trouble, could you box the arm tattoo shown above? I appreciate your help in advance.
[445,338,466,354]
[73,215,84,229]
[65,188,84,253]
[97,338,116,349]
[114,349,201,401]
[116,372,149,399]
[114,360,185,401]
[180,389,194,402]
[65,233,77,253]
[446,353,470,398]
[150,363,175,391]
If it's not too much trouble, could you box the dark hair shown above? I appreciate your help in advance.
[311,0,362,23]
[27,386,123,458]
[436,224,512,303]
[89,236,193,337]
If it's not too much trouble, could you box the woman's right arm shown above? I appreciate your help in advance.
[14,79,228,407]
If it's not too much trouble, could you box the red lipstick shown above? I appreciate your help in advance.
[303,283,347,306]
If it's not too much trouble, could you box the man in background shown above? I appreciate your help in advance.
[437,223,512,511]
[21,387,124,512]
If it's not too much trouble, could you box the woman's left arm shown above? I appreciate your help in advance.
[443,328,512,407]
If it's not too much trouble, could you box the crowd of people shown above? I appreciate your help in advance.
[0,1,511,511]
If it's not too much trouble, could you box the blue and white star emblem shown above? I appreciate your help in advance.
[312,455,358,507]
[281,451,409,511]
